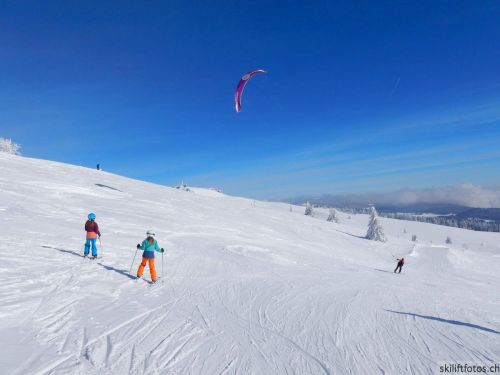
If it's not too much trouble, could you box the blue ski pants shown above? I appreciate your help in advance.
[84,238,98,257]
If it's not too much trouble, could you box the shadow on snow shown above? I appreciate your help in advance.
[42,245,135,280]
[95,183,123,192]
[374,268,394,274]
[385,310,500,335]
[334,229,366,240]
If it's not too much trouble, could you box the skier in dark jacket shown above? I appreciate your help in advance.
[394,257,404,273]
[84,213,101,258]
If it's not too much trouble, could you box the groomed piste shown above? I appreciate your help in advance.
[0,152,499,374]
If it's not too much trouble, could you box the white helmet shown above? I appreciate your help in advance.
[146,230,156,238]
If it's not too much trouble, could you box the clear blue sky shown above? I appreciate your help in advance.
[1,1,500,199]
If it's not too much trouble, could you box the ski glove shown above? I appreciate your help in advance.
[136,244,141,249]
[161,248,164,253]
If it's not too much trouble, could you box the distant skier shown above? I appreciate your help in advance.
[84,213,101,259]
[394,257,404,273]
[96,163,100,170]
[136,230,164,283]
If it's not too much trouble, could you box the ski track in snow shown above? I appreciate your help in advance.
[0,153,499,374]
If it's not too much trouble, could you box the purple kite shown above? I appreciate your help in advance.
[234,69,267,112]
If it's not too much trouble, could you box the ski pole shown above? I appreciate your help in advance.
[161,249,164,283]
[98,237,102,258]
[129,248,139,275]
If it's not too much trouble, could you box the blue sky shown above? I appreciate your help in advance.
[1,1,500,199]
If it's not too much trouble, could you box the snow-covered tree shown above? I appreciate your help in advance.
[304,201,314,216]
[412,234,417,242]
[176,181,190,192]
[0,138,21,155]
[327,208,339,223]
[366,206,387,242]
[445,236,452,244]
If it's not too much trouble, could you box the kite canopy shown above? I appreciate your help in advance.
[234,69,267,112]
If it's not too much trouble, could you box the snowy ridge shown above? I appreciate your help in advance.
[0,153,499,374]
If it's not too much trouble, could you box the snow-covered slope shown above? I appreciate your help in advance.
[0,153,499,375]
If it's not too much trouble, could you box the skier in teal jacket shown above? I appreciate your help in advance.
[136,230,164,282]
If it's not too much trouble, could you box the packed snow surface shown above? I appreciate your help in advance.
[0,153,499,374]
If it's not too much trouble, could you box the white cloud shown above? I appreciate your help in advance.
[387,184,500,208]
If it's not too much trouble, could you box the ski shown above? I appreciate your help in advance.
[135,276,162,286]
[83,255,103,261]
[149,278,162,287]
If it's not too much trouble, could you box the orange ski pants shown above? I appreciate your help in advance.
[137,257,156,281]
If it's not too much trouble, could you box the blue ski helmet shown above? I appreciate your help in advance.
[88,213,96,220]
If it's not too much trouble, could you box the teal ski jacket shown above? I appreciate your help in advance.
[139,239,162,259]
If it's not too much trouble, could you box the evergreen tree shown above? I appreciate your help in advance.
[0,138,21,155]
[327,208,339,222]
[305,202,314,216]
[366,206,387,242]
[176,181,191,192]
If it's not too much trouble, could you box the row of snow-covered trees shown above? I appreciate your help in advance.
[381,212,500,233]
[304,202,386,242]
[335,206,500,233]
[304,202,339,223]
[305,203,458,244]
